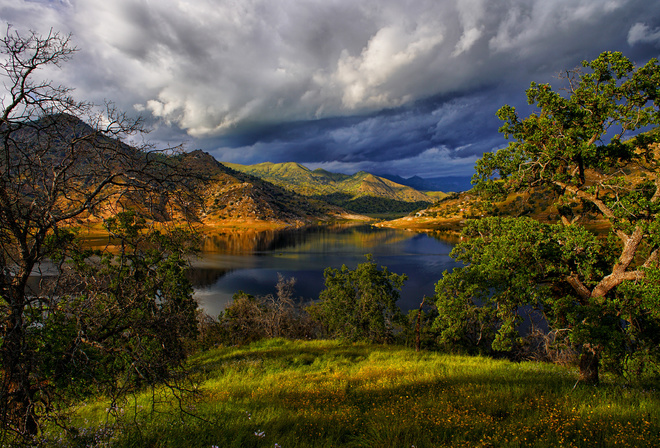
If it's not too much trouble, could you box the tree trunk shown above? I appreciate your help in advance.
[415,297,425,352]
[1,282,39,437]
[578,345,599,385]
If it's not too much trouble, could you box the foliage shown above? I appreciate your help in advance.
[220,292,268,344]
[0,28,200,440]
[436,51,660,383]
[3,215,200,446]
[434,217,627,358]
[38,339,660,448]
[311,255,406,343]
[314,193,431,214]
[214,275,320,346]
[41,212,199,393]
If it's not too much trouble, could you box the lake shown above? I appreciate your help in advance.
[190,224,459,318]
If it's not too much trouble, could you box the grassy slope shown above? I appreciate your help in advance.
[52,339,659,448]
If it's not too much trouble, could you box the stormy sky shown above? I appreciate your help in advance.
[2,1,660,179]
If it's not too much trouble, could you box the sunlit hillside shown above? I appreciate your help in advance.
[224,161,439,215]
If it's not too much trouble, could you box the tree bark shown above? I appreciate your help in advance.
[591,227,645,299]
[1,284,38,436]
[578,345,599,385]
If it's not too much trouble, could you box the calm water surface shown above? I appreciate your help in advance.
[190,224,459,317]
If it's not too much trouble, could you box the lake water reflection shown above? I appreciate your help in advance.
[190,224,459,318]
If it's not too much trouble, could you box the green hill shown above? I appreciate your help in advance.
[223,161,438,215]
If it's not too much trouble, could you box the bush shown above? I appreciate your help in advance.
[310,255,407,343]
[212,275,320,346]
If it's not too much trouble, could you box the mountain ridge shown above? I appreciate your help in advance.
[223,161,436,214]
[13,113,356,229]
[178,151,357,227]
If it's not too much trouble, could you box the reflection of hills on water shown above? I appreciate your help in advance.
[201,224,414,255]
[186,266,233,288]
[429,231,461,245]
[201,229,279,254]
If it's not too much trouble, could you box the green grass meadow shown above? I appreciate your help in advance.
[45,339,659,448]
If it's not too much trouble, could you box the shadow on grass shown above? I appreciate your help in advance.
[65,340,660,448]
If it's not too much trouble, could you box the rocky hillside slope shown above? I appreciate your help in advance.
[379,136,660,233]
[180,151,357,227]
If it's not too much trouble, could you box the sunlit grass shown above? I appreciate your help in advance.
[44,339,659,447]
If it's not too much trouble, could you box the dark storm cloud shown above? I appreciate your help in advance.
[206,88,504,160]
[2,0,660,177]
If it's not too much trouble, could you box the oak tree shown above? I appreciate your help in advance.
[435,52,660,383]
[313,255,406,343]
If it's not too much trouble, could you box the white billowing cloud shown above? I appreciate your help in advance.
[332,23,445,108]
[628,23,660,46]
[452,0,485,56]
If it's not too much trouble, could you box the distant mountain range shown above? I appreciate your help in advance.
[376,174,474,193]
[223,161,441,214]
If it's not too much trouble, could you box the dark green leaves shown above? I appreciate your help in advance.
[478,52,660,198]
[313,255,407,343]
[441,51,660,382]
[435,217,625,356]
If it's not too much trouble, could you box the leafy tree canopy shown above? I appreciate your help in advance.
[435,52,660,384]
[312,255,406,343]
